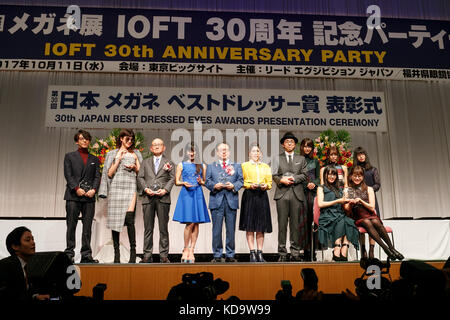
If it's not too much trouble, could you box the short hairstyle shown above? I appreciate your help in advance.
[6,226,31,256]
[73,129,92,142]
[300,138,314,160]
[216,142,229,150]
[116,129,135,149]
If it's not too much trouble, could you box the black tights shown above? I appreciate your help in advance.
[359,218,393,253]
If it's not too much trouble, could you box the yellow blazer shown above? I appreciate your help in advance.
[241,161,272,190]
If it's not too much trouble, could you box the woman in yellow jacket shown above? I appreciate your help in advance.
[239,143,273,262]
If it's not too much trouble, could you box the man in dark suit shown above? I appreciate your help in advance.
[63,129,100,263]
[0,226,50,301]
[205,143,244,262]
[137,138,175,263]
[273,132,308,262]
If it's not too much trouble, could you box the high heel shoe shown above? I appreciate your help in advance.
[332,244,342,261]
[391,248,404,260]
[383,247,397,261]
[181,247,189,263]
[340,244,349,262]
[187,247,195,264]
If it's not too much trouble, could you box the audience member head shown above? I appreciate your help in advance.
[6,226,35,260]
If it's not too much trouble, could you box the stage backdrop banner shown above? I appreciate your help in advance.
[45,86,387,132]
[1,5,449,81]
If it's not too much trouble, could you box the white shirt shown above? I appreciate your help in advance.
[285,151,294,163]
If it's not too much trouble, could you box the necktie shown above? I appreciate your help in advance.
[288,155,292,164]
[24,263,29,289]
[154,157,160,174]
[222,161,226,169]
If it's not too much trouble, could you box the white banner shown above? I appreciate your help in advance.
[45,86,387,131]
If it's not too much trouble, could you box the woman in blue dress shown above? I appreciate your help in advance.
[173,142,210,263]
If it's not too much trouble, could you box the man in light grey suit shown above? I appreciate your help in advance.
[137,138,175,263]
[272,132,308,262]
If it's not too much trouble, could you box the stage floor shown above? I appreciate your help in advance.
[75,260,445,300]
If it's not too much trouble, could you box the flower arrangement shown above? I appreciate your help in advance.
[313,129,353,168]
[89,128,151,171]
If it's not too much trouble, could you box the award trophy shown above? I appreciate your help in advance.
[219,171,230,185]
[122,155,135,170]
[150,181,162,192]
[185,172,200,187]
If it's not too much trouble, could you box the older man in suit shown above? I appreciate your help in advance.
[63,129,100,263]
[205,143,244,263]
[273,132,308,262]
[138,138,175,263]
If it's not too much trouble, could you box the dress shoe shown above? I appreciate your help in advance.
[249,250,257,262]
[256,250,265,262]
[160,257,171,263]
[211,257,223,263]
[139,256,153,263]
[80,257,99,263]
[278,255,288,262]
[225,257,237,263]
[391,248,404,260]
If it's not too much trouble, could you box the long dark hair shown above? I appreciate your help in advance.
[348,165,368,192]
[116,129,135,150]
[183,142,202,175]
[300,138,314,160]
[326,146,340,165]
[353,146,373,171]
[323,166,340,198]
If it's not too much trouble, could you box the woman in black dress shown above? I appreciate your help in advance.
[352,146,380,259]
[300,138,320,261]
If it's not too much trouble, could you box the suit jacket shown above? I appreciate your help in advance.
[63,150,100,202]
[205,161,244,210]
[272,153,307,202]
[98,149,143,198]
[0,255,31,301]
[137,155,175,205]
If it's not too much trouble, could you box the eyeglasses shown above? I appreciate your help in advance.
[78,137,89,142]
[152,143,164,147]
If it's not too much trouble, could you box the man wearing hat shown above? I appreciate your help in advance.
[272,132,308,262]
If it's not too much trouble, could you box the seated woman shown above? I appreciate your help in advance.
[317,166,359,262]
[343,165,404,261]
